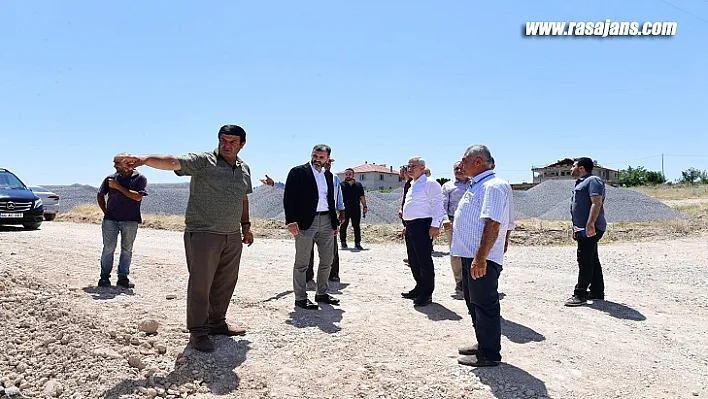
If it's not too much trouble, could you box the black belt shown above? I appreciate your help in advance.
[316,211,330,215]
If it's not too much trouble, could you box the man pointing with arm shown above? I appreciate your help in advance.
[116,124,254,353]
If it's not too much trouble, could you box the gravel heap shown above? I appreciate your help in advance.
[0,269,245,398]
[44,184,100,214]
[515,180,685,222]
[45,179,685,224]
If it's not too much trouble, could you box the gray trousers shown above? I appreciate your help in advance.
[294,214,334,300]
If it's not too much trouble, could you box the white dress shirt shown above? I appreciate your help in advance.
[450,170,515,265]
[311,163,329,212]
[402,174,446,227]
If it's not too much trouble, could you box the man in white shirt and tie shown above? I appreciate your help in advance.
[400,157,446,307]
[451,145,514,367]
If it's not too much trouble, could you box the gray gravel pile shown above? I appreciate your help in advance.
[139,183,190,216]
[44,184,100,213]
[516,180,685,222]
[45,179,685,224]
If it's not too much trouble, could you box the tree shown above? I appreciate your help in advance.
[679,168,708,184]
[436,177,450,186]
[617,165,665,187]
[646,171,666,185]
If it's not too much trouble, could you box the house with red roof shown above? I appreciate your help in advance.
[336,162,404,191]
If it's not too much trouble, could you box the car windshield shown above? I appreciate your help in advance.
[0,172,27,190]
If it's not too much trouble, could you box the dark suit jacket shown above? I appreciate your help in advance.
[283,163,339,231]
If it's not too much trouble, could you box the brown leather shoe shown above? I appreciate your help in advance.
[189,334,215,353]
[209,324,246,336]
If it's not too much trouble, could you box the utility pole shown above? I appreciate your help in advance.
[661,154,665,180]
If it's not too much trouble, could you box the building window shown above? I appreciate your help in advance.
[379,174,384,181]
[398,176,402,182]
[379,186,384,190]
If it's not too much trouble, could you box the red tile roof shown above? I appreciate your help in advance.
[336,163,398,175]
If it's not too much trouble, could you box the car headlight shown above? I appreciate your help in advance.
[34,199,43,208]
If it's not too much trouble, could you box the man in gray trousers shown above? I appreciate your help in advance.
[283,144,341,310]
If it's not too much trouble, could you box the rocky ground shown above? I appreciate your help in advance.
[1,222,707,399]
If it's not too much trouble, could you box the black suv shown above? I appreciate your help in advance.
[0,168,44,230]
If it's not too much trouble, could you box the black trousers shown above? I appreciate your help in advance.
[340,209,361,245]
[573,230,605,298]
[307,241,340,281]
[404,218,435,297]
[461,257,502,362]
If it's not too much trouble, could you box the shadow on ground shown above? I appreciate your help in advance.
[82,286,134,300]
[286,305,344,334]
[587,300,646,321]
[103,338,251,398]
[262,290,293,303]
[415,303,464,321]
[0,226,35,233]
[501,317,545,344]
[471,362,549,399]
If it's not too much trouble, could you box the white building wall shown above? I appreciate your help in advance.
[336,172,404,190]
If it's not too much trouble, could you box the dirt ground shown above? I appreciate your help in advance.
[1,222,707,399]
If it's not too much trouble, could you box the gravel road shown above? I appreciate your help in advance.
[1,222,707,399]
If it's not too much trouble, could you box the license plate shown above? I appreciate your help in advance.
[0,213,23,218]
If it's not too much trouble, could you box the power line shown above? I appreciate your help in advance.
[657,0,708,24]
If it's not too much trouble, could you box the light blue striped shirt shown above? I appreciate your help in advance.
[450,170,515,265]
[334,175,345,211]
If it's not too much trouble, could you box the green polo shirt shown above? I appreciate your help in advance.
[175,149,253,234]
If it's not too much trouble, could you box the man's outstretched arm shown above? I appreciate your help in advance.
[116,154,182,171]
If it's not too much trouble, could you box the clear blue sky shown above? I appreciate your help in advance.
[2,0,707,186]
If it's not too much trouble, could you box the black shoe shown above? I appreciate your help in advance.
[328,276,341,282]
[354,244,364,250]
[189,334,215,353]
[97,278,111,287]
[315,294,340,305]
[458,344,479,356]
[564,295,587,307]
[295,299,319,310]
[341,243,348,249]
[458,355,500,367]
[413,295,432,306]
[401,290,418,299]
[116,278,135,289]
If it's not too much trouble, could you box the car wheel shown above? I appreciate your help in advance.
[23,222,42,230]
[44,213,56,221]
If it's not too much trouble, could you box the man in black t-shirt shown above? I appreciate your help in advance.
[340,168,367,250]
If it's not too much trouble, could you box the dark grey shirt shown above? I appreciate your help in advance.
[571,174,606,232]
[175,150,253,234]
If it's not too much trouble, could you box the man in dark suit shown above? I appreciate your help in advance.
[284,144,342,310]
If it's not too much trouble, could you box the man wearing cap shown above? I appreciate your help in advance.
[283,144,341,310]
[115,125,254,353]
